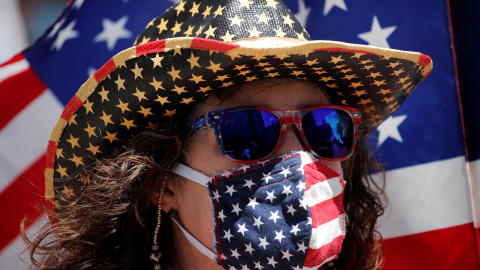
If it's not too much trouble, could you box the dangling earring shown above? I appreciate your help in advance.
[167,209,178,217]
[150,175,167,270]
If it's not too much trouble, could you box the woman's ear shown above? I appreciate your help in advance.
[150,174,178,213]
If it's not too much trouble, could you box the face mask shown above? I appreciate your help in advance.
[172,151,346,270]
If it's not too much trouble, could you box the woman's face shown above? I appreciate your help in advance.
[168,78,342,269]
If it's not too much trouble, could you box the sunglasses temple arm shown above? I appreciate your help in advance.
[185,115,210,138]
[351,111,362,124]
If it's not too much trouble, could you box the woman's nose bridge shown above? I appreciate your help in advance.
[277,124,306,153]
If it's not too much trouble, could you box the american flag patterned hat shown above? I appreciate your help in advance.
[46,0,432,211]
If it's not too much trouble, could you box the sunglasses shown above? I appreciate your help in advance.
[186,105,362,163]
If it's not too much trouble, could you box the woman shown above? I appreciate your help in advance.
[24,0,432,269]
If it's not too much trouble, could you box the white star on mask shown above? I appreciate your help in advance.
[231,203,243,215]
[282,250,293,261]
[225,185,237,196]
[290,224,301,236]
[265,190,277,203]
[244,178,255,188]
[253,216,264,229]
[297,165,304,174]
[259,237,270,249]
[282,185,293,197]
[213,190,221,200]
[237,223,249,236]
[286,204,297,216]
[269,210,281,224]
[298,197,308,209]
[280,166,291,178]
[296,181,306,191]
[224,229,234,242]
[267,256,278,267]
[274,230,286,243]
[262,172,274,183]
[247,197,260,209]
[218,210,226,221]
[254,261,264,269]
[297,242,308,253]
[245,243,255,255]
[230,248,241,259]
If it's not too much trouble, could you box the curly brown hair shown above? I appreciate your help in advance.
[23,86,386,270]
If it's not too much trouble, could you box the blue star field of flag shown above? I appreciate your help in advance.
[23,0,175,105]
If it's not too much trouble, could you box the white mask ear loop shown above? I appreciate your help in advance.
[173,163,211,186]
[171,217,217,261]
[171,163,217,261]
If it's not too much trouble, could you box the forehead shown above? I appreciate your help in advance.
[196,78,330,115]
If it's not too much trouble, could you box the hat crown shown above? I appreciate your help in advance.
[135,0,310,45]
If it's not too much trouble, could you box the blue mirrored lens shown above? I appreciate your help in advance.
[302,108,353,159]
[219,109,280,160]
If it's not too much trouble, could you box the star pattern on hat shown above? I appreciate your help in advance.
[135,0,309,45]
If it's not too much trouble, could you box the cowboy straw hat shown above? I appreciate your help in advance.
[46,0,432,210]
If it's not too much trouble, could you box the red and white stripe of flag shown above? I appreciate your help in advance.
[302,156,345,269]
[0,54,63,265]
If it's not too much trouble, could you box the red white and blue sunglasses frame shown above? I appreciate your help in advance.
[186,105,362,163]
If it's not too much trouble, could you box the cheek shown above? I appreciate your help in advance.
[178,181,217,247]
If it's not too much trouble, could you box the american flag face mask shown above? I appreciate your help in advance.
[173,151,346,270]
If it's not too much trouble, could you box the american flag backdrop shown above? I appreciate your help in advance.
[0,0,478,269]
